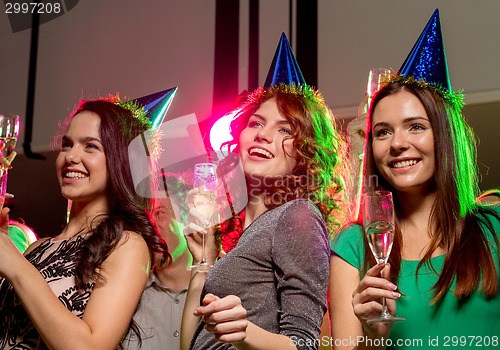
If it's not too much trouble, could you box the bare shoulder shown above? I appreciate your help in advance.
[120,230,148,244]
[110,231,149,260]
[99,231,150,281]
[331,254,359,275]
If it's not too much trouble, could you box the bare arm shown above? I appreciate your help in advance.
[330,255,364,350]
[180,269,206,350]
[233,323,297,350]
[330,255,399,350]
[1,227,150,350]
[318,311,331,350]
[180,206,221,350]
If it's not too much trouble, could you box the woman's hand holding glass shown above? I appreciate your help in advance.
[184,200,220,271]
[352,262,400,337]
[184,163,221,272]
[0,115,21,277]
[351,190,404,340]
[0,114,20,208]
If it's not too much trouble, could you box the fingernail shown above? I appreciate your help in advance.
[193,310,200,316]
[388,282,397,290]
[391,291,401,298]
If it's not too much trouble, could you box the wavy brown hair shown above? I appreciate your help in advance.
[222,84,348,236]
[362,82,499,302]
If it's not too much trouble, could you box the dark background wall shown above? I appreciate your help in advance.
[8,152,67,238]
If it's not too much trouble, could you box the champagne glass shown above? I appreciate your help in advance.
[0,114,20,208]
[189,163,218,272]
[363,191,404,324]
[348,68,391,221]
[367,68,391,107]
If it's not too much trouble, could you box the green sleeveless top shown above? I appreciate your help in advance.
[331,206,500,349]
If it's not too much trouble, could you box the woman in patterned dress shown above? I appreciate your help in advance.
[0,98,168,349]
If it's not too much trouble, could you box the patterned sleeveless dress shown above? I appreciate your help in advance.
[0,235,95,349]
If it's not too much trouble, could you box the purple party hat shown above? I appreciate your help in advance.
[399,9,451,92]
[264,32,306,88]
[132,87,178,129]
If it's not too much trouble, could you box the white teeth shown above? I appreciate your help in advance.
[65,171,87,179]
[249,148,274,159]
[391,160,418,168]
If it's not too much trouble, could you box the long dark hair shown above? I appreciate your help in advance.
[59,100,169,288]
[362,82,499,302]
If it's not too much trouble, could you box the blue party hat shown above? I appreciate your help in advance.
[264,32,306,88]
[399,9,451,92]
[132,87,178,129]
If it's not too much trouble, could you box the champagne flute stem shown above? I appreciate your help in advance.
[0,170,9,210]
[380,269,390,318]
[200,233,207,264]
[381,296,390,317]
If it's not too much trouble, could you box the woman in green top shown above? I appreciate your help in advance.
[330,9,500,350]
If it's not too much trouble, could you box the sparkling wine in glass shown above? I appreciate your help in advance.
[366,221,394,264]
[189,163,218,272]
[363,191,404,324]
[0,114,20,208]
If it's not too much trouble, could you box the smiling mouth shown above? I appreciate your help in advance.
[248,147,275,159]
[390,159,419,168]
[64,171,88,179]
